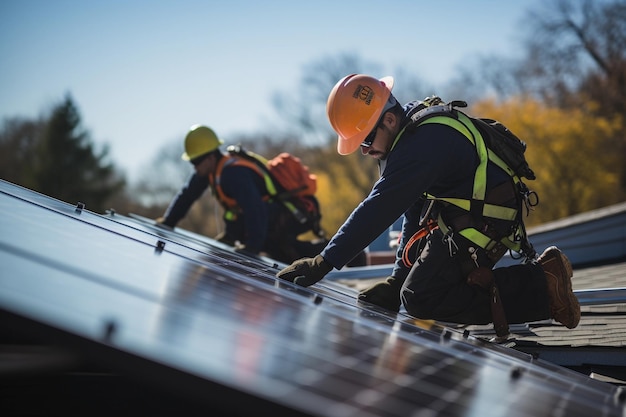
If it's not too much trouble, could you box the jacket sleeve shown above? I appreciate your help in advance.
[162,173,210,227]
[321,123,477,270]
[320,171,423,270]
[391,199,425,281]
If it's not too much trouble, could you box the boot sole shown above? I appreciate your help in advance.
[546,246,580,328]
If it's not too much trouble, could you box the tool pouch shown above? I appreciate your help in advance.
[467,267,510,340]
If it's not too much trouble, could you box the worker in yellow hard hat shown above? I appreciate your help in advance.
[180,124,223,162]
[277,74,580,334]
[158,125,365,266]
[159,125,291,261]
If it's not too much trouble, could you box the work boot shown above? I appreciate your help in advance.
[537,246,580,328]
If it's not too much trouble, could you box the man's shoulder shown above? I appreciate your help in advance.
[222,158,264,175]
[385,122,476,174]
[220,161,266,191]
[399,121,472,151]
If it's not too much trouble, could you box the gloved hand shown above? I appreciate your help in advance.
[358,276,403,312]
[234,244,260,259]
[276,255,333,287]
[215,231,237,246]
[154,217,173,230]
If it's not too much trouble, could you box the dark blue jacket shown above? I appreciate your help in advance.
[162,164,270,253]
[321,102,512,280]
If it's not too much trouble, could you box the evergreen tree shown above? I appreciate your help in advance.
[0,116,44,187]
[32,94,125,213]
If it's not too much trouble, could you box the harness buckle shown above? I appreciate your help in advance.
[519,183,539,216]
[402,219,439,268]
[468,247,480,268]
[442,229,459,257]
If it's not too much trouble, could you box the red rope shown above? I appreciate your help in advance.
[402,220,439,267]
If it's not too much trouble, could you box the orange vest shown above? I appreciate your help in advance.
[209,153,318,228]
[208,154,271,213]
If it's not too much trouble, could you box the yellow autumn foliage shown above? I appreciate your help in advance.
[155,96,625,240]
[471,97,624,225]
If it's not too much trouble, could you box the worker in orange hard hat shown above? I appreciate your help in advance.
[327,74,396,156]
[158,125,367,266]
[277,74,580,334]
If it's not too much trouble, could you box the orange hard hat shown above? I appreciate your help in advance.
[326,74,394,155]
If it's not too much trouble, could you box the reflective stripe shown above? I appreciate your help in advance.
[438,213,522,252]
[488,149,515,178]
[389,126,408,153]
[417,112,522,252]
[460,228,495,250]
[282,200,307,224]
[427,196,518,221]
[224,157,277,196]
[458,112,488,201]
[418,115,487,201]
[461,228,521,252]
[419,114,517,222]
[212,154,309,223]
[419,117,474,144]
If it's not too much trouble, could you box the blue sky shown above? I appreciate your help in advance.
[0,0,543,182]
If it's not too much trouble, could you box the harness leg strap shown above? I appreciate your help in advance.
[467,267,510,340]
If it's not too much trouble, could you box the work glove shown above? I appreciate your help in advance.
[276,255,333,287]
[358,276,403,312]
[154,217,173,230]
[234,243,261,259]
[215,231,237,246]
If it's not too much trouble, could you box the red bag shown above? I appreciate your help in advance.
[266,153,317,197]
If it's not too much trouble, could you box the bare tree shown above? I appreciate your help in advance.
[528,0,626,192]
[451,1,625,108]
[270,53,382,146]
[270,52,434,148]
[521,0,625,108]
[132,140,192,208]
[453,0,626,196]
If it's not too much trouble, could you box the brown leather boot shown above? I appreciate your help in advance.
[537,246,580,328]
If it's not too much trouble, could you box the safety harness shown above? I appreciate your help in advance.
[397,102,536,265]
[209,153,322,236]
[421,112,527,257]
[394,100,538,340]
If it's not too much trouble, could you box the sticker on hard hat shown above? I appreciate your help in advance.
[352,84,374,105]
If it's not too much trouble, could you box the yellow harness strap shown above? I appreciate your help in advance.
[212,154,308,224]
[416,113,522,252]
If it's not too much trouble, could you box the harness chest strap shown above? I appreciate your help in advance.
[436,212,522,253]
[211,155,308,224]
[416,113,523,253]
[420,113,487,201]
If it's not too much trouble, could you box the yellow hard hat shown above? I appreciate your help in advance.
[326,74,394,155]
[182,125,223,161]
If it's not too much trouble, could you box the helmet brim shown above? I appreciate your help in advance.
[337,131,368,155]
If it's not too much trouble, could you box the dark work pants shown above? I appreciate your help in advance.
[401,229,551,325]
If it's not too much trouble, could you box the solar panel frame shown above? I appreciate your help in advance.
[1,180,624,417]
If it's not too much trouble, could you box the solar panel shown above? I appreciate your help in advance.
[1,180,624,417]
